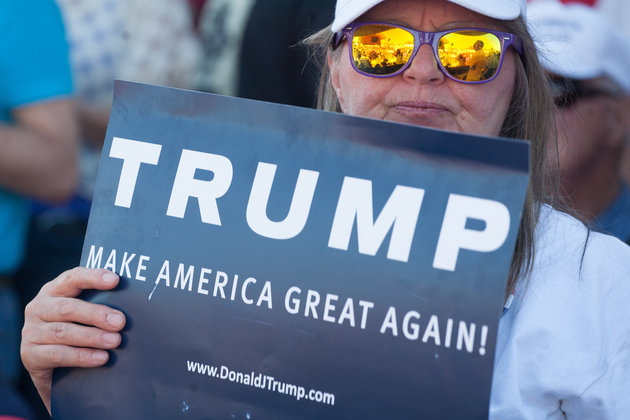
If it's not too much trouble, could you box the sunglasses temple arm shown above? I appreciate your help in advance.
[332,31,345,49]
[511,35,524,56]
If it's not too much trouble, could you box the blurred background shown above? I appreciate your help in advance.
[0,0,627,418]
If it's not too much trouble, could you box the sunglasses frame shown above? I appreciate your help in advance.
[333,21,524,84]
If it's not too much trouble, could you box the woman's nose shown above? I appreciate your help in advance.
[402,44,445,84]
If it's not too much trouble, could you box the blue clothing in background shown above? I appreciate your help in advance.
[0,0,72,402]
[592,182,630,244]
[0,0,73,275]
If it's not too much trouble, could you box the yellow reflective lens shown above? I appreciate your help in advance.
[439,31,502,81]
[352,25,414,75]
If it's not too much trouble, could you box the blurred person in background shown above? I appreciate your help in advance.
[195,0,335,107]
[0,0,79,418]
[528,1,630,244]
[15,0,203,323]
[589,0,630,198]
[195,0,257,97]
[237,0,335,107]
[14,1,201,417]
[529,0,630,210]
[527,0,630,48]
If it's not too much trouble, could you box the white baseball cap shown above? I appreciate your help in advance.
[528,1,630,93]
[331,0,526,33]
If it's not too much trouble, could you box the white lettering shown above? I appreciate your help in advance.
[246,163,319,239]
[433,194,510,271]
[358,300,374,330]
[166,149,233,225]
[103,249,117,272]
[120,252,136,278]
[304,290,320,319]
[422,315,441,345]
[402,310,421,340]
[86,245,103,268]
[156,260,171,287]
[328,177,424,262]
[241,277,256,304]
[322,293,338,323]
[197,268,212,295]
[109,137,162,208]
[175,264,194,291]
[457,321,476,353]
[136,255,149,281]
[257,281,273,309]
[337,298,355,327]
[213,271,228,298]
[285,286,301,314]
[380,306,398,336]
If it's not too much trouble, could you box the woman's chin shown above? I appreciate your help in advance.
[385,113,458,133]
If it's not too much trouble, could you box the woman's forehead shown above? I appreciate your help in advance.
[360,0,493,30]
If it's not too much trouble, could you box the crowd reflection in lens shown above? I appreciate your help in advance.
[351,26,501,81]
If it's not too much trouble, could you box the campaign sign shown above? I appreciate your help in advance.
[52,80,529,419]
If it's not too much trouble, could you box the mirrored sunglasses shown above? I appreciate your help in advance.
[332,22,523,84]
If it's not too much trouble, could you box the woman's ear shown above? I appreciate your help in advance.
[329,51,346,112]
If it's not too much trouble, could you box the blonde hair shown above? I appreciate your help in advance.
[304,17,557,301]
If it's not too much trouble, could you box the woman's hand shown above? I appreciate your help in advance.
[21,267,126,414]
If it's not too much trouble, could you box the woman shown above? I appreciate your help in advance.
[21,0,630,418]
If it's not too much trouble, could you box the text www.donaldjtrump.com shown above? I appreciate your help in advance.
[186,360,336,406]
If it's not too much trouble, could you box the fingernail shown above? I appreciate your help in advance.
[103,332,119,346]
[102,272,118,284]
[106,313,124,327]
[93,351,108,363]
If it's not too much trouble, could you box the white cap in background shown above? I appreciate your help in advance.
[528,1,630,92]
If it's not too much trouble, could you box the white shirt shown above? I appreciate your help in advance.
[490,205,630,419]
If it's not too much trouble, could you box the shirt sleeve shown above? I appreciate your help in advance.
[490,208,630,419]
[0,0,73,113]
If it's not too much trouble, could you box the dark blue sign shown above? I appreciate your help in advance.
[52,80,529,419]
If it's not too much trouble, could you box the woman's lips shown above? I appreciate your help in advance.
[392,101,449,115]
